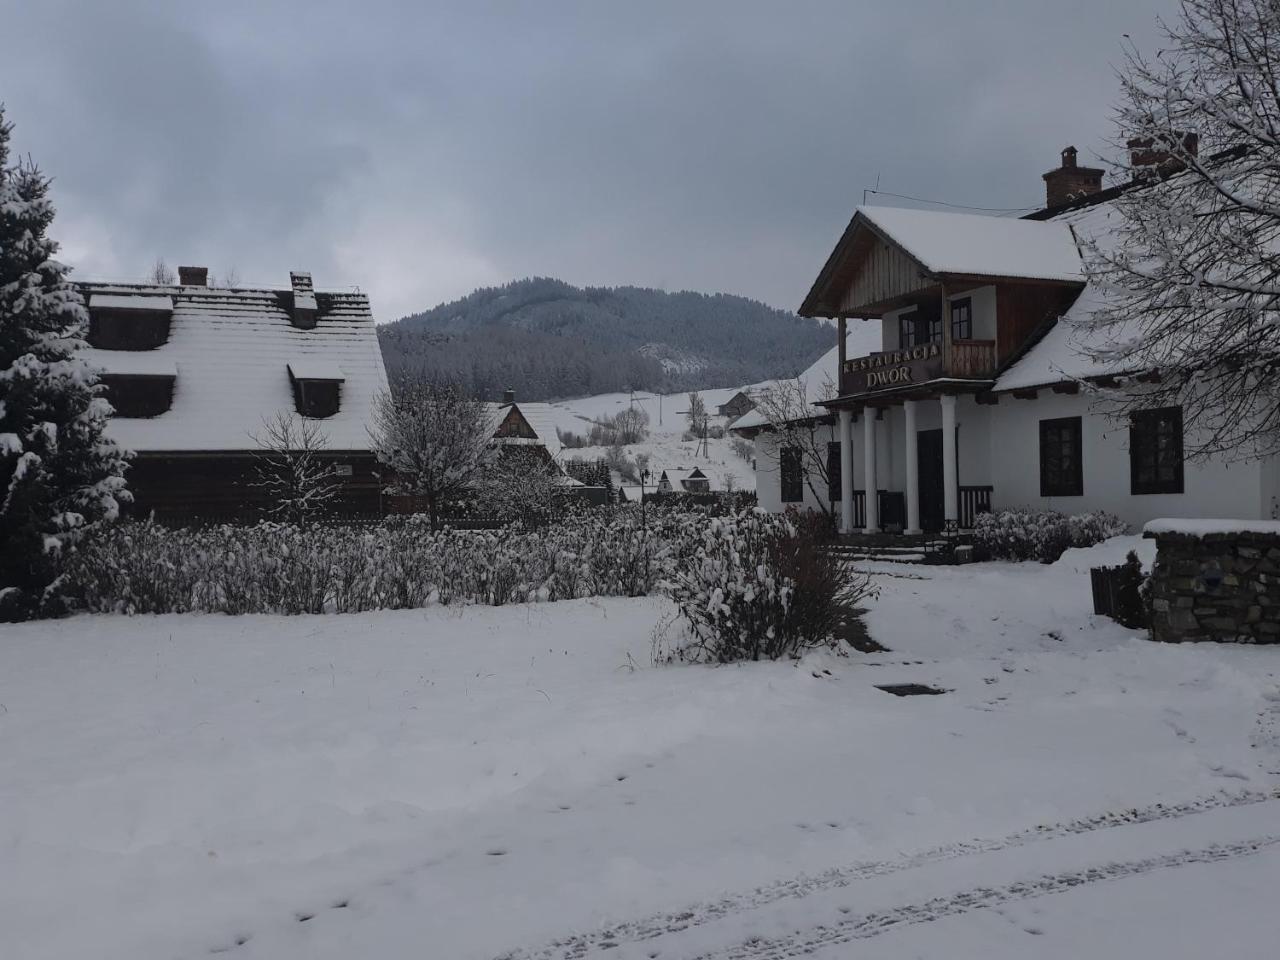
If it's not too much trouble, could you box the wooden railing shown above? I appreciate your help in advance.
[959,485,993,530]
[947,339,997,379]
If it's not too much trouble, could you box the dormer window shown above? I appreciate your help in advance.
[101,374,175,418]
[87,294,174,350]
[287,361,343,418]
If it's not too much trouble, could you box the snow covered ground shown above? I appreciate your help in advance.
[3,537,1279,959]
[562,434,754,493]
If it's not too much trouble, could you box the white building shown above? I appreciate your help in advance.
[736,149,1280,533]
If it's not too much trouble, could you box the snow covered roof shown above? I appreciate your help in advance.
[87,293,174,312]
[484,401,564,460]
[78,282,388,452]
[858,206,1085,282]
[994,199,1140,391]
[288,360,346,381]
[82,350,178,378]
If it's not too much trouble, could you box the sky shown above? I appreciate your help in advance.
[0,0,1172,321]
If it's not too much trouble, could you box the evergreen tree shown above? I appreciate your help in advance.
[0,106,130,621]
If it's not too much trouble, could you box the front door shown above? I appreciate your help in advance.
[917,429,945,533]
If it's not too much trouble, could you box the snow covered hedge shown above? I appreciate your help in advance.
[663,509,875,662]
[974,509,1128,564]
[67,507,708,615]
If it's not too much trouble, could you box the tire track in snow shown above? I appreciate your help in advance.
[495,789,1279,960]
[693,836,1279,960]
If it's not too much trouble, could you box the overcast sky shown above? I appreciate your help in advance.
[1,0,1171,320]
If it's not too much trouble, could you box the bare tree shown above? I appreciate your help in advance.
[613,405,650,444]
[218,265,240,288]
[368,376,496,529]
[250,412,341,527]
[752,377,835,518]
[149,257,175,285]
[1081,0,1280,459]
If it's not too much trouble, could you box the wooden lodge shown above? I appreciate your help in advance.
[80,268,389,522]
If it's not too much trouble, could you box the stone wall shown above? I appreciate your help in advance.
[1147,530,1280,643]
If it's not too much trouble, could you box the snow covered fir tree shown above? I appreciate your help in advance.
[0,107,129,621]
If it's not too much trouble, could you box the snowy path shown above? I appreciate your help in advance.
[497,788,1280,959]
[501,792,1278,959]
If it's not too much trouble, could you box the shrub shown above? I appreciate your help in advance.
[65,506,712,616]
[730,437,754,462]
[663,508,875,662]
[974,509,1128,563]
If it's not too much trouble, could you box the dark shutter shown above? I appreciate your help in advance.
[1130,407,1184,494]
[781,446,804,503]
[1039,416,1083,497]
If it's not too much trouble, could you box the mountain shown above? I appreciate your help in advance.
[377,277,833,401]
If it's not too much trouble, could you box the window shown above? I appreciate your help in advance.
[950,297,973,341]
[898,309,943,349]
[1039,416,1083,497]
[292,378,341,418]
[100,374,174,418]
[88,310,172,350]
[1130,407,1184,494]
[827,441,842,503]
[781,446,804,503]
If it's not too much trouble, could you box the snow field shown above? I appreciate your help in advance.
[1,536,1277,958]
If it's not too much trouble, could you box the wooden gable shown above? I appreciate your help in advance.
[493,404,539,440]
[800,212,936,318]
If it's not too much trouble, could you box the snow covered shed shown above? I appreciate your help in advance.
[79,270,389,521]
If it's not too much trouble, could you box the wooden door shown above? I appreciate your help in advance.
[917,429,945,533]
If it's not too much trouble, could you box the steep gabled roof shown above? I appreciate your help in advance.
[484,401,564,459]
[799,206,1085,317]
[79,281,388,452]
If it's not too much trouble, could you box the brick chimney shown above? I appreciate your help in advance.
[1127,132,1199,175]
[502,388,516,404]
[177,265,208,286]
[1042,146,1105,208]
[289,271,318,329]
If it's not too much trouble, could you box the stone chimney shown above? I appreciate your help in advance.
[177,265,208,286]
[1127,132,1199,175]
[289,271,318,329]
[502,387,516,405]
[1042,146,1105,208]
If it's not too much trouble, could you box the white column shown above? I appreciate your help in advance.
[838,409,854,534]
[903,399,921,535]
[941,394,959,528]
[862,408,879,532]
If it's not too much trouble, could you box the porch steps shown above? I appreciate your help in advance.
[824,534,949,566]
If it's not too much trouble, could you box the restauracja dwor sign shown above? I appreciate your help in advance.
[842,342,943,394]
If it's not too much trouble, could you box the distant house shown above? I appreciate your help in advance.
[80,268,389,521]
[716,390,757,422]
[657,467,711,493]
[485,389,564,464]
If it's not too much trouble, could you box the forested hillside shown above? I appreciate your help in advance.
[377,277,832,401]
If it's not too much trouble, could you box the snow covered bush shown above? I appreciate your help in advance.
[0,108,129,621]
[65,506,710,615]
[663,508,875,662]
[974,509,1129,564]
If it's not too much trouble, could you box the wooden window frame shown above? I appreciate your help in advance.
[1130,406,1184,495]
[1039,415,1083,497]
[950,297,973,341]
[780,445,804,504]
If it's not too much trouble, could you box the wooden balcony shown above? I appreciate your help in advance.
[948,339,996,379]
[839,338,997,397]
